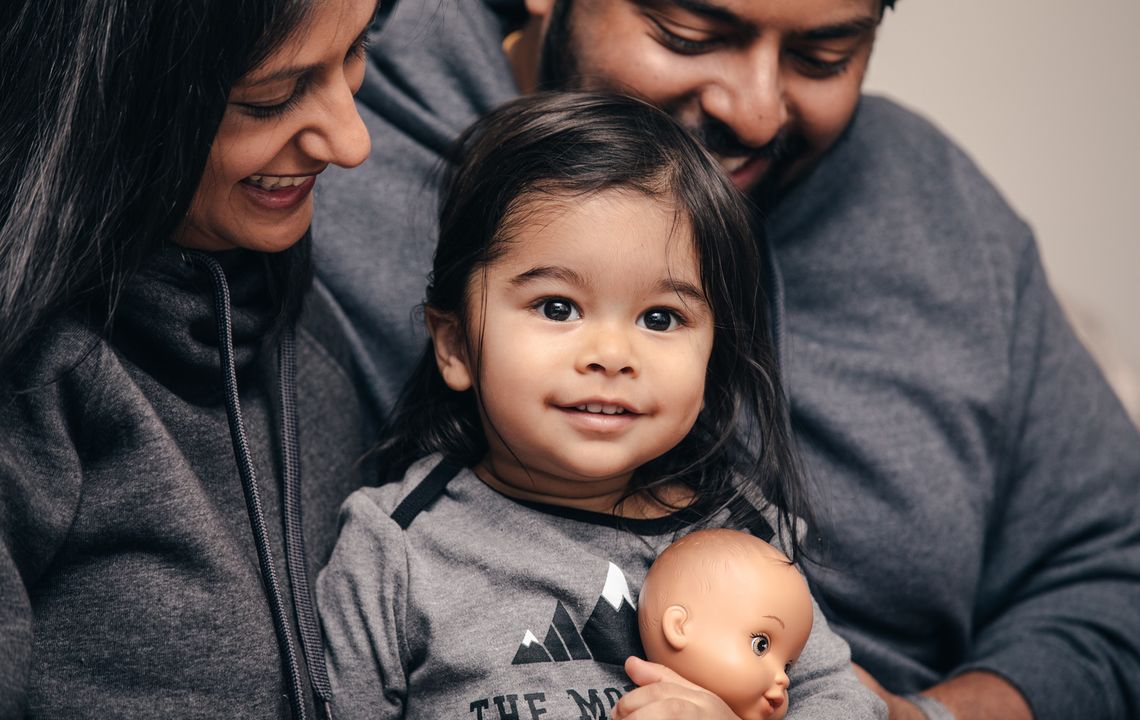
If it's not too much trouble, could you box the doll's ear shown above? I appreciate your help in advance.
[661,605,690,652]
[426,308,473,392]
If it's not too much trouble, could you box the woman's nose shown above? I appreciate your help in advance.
[297,80,371,169]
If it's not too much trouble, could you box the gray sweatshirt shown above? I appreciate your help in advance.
[311,1,1140,717]
[0,247,378,718]
[317,456,885,720]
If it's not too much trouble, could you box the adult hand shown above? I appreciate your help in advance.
[853,662,1033,720]
[613,656,743,720]
[851,663,926,720]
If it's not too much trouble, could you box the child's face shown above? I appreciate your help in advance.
[432,189,714,507]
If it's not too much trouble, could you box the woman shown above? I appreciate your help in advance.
[0,0,380,717]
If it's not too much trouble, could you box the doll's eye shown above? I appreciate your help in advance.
[751,633,770,656]
[538,298,580,322]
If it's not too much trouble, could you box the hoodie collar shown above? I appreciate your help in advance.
[111,245,277,401]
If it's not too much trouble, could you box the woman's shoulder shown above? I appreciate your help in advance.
[5,314,110,390]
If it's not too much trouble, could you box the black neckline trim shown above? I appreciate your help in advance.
[509,494,704,536]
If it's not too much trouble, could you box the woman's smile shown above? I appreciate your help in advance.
[239,174,318,211]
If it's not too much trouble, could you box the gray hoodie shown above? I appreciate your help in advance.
[0,247,378,718]
[311,1,1140,717]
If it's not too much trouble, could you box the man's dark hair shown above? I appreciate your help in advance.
[377,91,811,554]
[0,0,323,371]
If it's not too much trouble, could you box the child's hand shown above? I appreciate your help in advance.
[613,656,744,720]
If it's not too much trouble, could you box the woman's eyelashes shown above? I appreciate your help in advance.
[235,37,368,121]
[237,79,309,120]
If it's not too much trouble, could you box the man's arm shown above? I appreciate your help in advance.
[856,665,1030,720]
[858,236,1140,720]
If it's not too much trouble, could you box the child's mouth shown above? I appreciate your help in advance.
[572,403,628,415]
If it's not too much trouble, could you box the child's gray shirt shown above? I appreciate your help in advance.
[317,455,885,719]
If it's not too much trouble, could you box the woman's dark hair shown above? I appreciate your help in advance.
[378,91,810,553]
[0,0,320,370]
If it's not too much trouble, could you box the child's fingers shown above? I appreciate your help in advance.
[624,655,705,693]
[614,676,739,719]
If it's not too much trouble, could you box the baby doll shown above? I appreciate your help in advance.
[636,529,814,720]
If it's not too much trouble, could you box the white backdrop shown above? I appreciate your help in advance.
[863,1,1140,419]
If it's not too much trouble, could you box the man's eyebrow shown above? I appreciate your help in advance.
[510,265,587,288]
[763,614,786,629]
[240,26,370,87]
[639,0,747,28]
[641,0,876,42]
[793,16,878,42]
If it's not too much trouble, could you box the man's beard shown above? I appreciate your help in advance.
[536,0,578,91]
[536,0,806,209]
[673,111,808,211]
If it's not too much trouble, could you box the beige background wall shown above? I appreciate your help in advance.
[863,1,1140,420]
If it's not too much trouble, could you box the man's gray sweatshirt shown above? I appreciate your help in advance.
[311,1,1140,717]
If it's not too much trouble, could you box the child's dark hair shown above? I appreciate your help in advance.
[377,91,809,554]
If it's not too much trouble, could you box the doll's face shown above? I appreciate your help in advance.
[640,532,814,720]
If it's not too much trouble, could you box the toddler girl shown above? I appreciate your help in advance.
[318,92,881,720]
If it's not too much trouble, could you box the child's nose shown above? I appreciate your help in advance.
[576,323,639,377]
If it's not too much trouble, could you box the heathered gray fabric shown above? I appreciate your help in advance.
[310,1,1140,717]
[0,248,378,718]
[318,456,885,720]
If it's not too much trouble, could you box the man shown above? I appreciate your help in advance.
[312,1,1140,718]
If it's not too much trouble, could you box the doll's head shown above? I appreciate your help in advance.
[377,93,807,537]
[638,529,813,720]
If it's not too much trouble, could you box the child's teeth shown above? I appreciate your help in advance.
[576,403,626,415]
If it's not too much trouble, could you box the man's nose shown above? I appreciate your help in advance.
[700,43,787,149]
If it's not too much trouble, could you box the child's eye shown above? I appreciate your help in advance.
[537,298,580,322]
[750,633,770,656]
[638,308,681,332]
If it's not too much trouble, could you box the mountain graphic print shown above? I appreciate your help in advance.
[512,562,644,666]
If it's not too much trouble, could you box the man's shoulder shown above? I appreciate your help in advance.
[844,94,1023,224]
[778,94,1032,259]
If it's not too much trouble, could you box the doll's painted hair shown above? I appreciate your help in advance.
[377,91,809,552]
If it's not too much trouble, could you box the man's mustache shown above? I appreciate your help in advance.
[687,115,797,164]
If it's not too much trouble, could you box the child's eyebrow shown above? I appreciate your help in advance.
[657,278,708,306]
[510,265,586,287]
